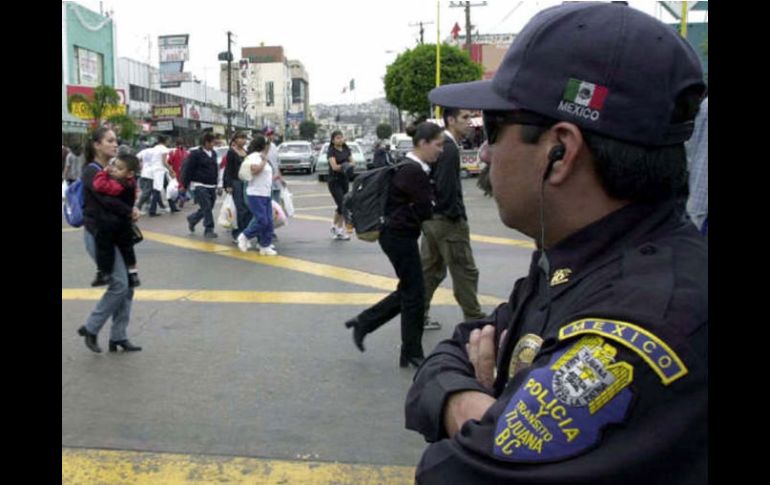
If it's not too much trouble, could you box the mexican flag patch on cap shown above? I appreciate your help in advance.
[563,78,608,110]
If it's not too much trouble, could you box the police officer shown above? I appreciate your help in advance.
[404,3,707,484]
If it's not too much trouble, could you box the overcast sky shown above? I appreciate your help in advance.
[71,0,705,105]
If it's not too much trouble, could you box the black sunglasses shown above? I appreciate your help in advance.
[482,110,558,145]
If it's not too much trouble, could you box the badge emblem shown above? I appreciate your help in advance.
[508,334,544,379]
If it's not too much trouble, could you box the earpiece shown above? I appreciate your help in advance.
[544,144,565,180]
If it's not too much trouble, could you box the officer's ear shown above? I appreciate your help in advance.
[543,123,584,185]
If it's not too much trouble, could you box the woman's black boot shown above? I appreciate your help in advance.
[108,340,143,352]
[77,326,102,353]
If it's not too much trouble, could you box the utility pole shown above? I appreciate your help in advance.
[226,31,233,139]
[409,20,435,45]
[449,1,487,54]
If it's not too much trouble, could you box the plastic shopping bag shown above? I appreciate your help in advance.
[280,186,295,218]
[62,180,68,200]
[217,193,238,229]
[167,178,179,201]
[272,200,288,228]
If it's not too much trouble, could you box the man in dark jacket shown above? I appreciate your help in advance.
[421,107,485,330]
[183,133,219,238]
[405,3,707,484]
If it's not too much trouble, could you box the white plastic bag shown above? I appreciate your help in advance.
[281,186,295,217]
[272,200,288,228]
[217,193,238,229]
[167,178,179,201]
[62,180,68,200]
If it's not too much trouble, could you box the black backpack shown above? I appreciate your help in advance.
[343,161,410,242]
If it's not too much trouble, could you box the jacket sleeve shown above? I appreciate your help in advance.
[432,142,462,219]
[393,165,434,222]
[223,149,237,189]
[405,302,512,442]
[182,151,197,189]
[92,170,125,197]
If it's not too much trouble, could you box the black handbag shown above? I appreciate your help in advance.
[131,223,144,244]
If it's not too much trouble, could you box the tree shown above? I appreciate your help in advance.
[68,85,136,140]
[384,44,483,118]
[376,123,393,140]
[299,120,318,141]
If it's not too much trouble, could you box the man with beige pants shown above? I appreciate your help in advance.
[421,107,485,329]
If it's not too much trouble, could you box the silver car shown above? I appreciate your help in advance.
[314,142,367,182]
[277,141,316,174]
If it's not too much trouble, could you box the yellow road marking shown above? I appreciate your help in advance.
[62,228,81,233]
[140,231,505,305]
[290,192,333,199]
[62,448,415,485]
[471,234,535,249]
[289,217,535,248]
[62,289,475,305]
[294,205,338,211]
[292,213,335,222]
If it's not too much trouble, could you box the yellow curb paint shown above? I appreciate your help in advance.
[62,448,415,485]
[61,289,484,305]
[62,228,81,233]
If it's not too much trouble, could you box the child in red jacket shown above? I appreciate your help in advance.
[91,154,142,287]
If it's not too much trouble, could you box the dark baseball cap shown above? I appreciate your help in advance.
[429,2,706,146]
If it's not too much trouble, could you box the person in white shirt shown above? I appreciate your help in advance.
[236,135,277,256]
[136,135,172,216]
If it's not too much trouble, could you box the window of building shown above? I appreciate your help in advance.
[74,46,103,87]
[292,79,305,104]
[266,81,274,107]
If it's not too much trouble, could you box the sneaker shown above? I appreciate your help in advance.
[259,246,278,256]
[330,226,339,239]
[128,272,141,288]
[204,231,218,239]
[91,271,112,287]
[337,232,351,241]
[236,233,249,252]
[187,218,196,233]
[424,317,442,330]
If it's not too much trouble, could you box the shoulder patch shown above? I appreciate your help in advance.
[493,336,633,462]
[559,318,688,385]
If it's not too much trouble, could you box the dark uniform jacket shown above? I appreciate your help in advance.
[222,148,245,190]
[182,148,218,188]
[405,200,707,484]
[430,132,466,221]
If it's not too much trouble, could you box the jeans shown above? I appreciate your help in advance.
[188,186,217,232]
[242,195,273,248]
[137,177,164,214]
[83,229,134,341]
[230,182,252,239]
[355,229,425,358]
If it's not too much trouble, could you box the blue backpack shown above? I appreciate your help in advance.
[63,162,100,227]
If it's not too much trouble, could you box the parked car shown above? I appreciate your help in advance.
[390,137,413,162]
[276,141,316,174]
[314,142,367,182]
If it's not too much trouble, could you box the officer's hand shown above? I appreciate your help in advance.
[444,391,496,438]
[131,207,140,222]
[226,187,233,194]
[466,325,498,389]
